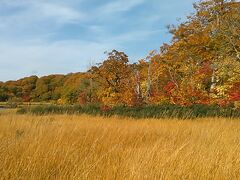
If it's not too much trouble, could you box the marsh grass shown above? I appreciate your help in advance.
[1,114,240,179]
[17,104,240,119]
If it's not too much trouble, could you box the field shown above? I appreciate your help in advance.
[1,114,240,179]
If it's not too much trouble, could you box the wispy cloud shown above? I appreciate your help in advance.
[100,0,146,14]
[33,2,84,24]
[0,1,84,29]
[0,0,198,81]
[106,29,166,44]
[0,39,116,81]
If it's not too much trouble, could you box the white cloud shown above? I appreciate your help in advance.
[106,29,166,44]
[33,2,84,24]
[0,1,85,29]
[0,27,162,81]
[0,0,199,81]
[0,39,116,81]
[100,0,146,14]
[88,25,105,34]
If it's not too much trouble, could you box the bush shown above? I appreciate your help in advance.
[17,104,102,116]
[17,104,240,119]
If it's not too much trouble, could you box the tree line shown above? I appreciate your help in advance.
[1,0,239,108]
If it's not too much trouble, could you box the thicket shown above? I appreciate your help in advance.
[17,104,240,119]
[1,0,240,109]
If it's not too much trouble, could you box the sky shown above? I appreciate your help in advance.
[0,0,198,82]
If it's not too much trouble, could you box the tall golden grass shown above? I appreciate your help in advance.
[0,114,240,179]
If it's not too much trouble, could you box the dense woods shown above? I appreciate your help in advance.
[0,0,239,108]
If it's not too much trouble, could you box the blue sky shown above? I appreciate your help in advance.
[0,0,198,81]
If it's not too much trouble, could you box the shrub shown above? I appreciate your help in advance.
[17,104,240,119]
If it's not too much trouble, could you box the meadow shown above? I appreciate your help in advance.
[1,113,240,179]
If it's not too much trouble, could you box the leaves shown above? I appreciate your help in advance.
[0,0,239,107]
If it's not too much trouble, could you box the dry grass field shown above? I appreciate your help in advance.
[1,114,240,179]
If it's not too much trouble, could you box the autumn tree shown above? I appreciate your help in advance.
[91,50,136,106]
[145,0,240,105]
[32,75,65,102]
[0,82,9,102]
[0,0,239,107]
[19,76,38,102]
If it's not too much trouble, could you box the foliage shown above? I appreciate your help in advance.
[1,0,240,109]
[91,50,136,106]
[17,104,240,119]
[17,104,102,116]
